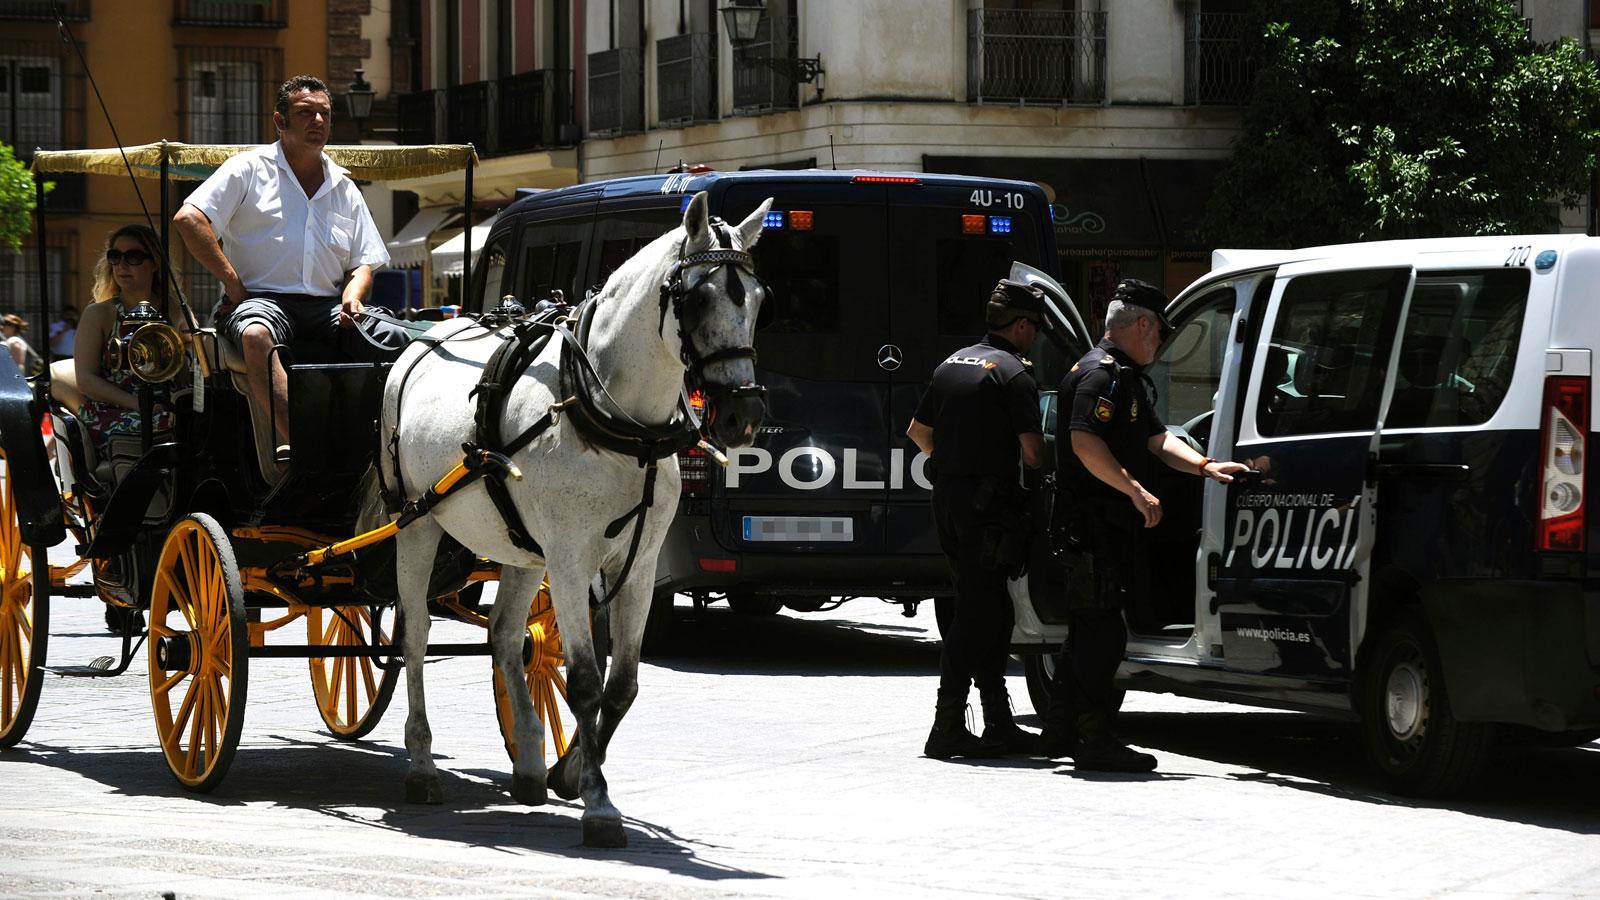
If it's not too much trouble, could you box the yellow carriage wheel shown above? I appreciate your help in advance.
[492,584,576,767]
[147,514,249,792]
[0,450,47,747]
[307,604,399,740]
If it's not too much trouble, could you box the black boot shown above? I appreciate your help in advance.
[1071,711,1157,772]
[979,691,1042,756]
[923,703,987,759]
[1037,689,1078,759]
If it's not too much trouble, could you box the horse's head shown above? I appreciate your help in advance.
[665,191,772,448]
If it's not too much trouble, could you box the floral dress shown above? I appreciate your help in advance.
[75,306,176,448]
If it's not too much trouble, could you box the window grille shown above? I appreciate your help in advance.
[0,0,89,21]
[1184,11,1253,105]
[173,0,287,28]
[0,41,86,156]
[177,46,280,144]
[587,47,644,135]
[0,231,77,347]
[658,32,717,125]
[967,7,1106,105]
[732,13,798,114]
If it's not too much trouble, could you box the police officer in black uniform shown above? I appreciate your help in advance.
[1044,278,1250,771]
[906,279,1050,759]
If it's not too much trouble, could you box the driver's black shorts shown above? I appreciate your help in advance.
[220,292,409,362]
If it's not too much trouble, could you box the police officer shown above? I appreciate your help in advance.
[906,279,1050,759]
[1044,278,1249,771]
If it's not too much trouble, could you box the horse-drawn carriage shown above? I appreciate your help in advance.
[2,140,770,846]
[0,142,574,790]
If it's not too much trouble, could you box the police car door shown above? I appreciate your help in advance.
[1214,262,1415,683]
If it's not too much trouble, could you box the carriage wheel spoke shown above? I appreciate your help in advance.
[171,678,200,743]
[154,667,186,697]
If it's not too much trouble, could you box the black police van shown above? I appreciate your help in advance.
[464,169,1088,619]
[1012,235,1600,795]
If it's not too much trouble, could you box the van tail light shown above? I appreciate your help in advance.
[678,446,709,496]
[1537,375,1588,552]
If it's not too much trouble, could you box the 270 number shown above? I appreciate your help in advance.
[1504,245,1532,267]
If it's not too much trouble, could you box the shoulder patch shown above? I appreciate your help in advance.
[1100,355,1116,366]
[1094,397,1114,422]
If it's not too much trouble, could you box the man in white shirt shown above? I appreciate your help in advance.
[174,74,409,460]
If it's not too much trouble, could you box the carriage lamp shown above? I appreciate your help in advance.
[345,69,376,133]
[108,301,185,383]
[720,1,825,91]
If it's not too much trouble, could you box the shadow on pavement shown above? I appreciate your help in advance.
[647,605,941,677]
[1110,710,1600,835]
[4,738,772,884]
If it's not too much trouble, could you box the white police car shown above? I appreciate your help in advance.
[1013,235,1600,796]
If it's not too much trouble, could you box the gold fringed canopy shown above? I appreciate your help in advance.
[30,142,477,182]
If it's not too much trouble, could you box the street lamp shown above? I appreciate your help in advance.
[344,68,376,133]
[719,1,824,91]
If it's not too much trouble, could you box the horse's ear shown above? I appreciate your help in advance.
[736,197,774,249]
[682,191,711,248]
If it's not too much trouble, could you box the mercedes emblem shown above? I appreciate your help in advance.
[877,344,903,371]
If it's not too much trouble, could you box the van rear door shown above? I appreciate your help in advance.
[714,182,893,556]
[885,181,1058,553]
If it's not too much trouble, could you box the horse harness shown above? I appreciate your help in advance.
[385,219,765,609]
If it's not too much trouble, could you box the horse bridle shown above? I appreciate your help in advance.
[657,218,768,414]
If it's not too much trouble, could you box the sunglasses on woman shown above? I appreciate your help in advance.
[106,249,153,266]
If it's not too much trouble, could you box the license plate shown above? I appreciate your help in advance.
[742,516,854,543]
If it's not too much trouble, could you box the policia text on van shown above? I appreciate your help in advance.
[1010,234,1600,796]
[461,169,1078,627]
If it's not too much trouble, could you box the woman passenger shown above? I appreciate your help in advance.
[75,225,177,448]
[1,314,32,372]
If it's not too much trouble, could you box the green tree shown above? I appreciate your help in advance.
[1205,0,1600,248]
[0,142,47,254]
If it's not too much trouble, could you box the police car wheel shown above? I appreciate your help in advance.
[1359,610,1493,797]
[1023,654,1123,717]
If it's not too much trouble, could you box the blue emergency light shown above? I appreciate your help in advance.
[764,210,787,230]
[989,216,1012,235]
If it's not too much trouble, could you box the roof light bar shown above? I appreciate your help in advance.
[852,175,920,184]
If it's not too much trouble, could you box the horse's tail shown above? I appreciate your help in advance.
[355,462,394,532]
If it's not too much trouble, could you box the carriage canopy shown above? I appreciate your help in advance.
[30,142,478,183]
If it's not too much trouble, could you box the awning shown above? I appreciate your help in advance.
[386,206,458,269]
[431,212,501,278]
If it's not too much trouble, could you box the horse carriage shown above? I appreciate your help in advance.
[0,140,770,846]
[0,141,574,786]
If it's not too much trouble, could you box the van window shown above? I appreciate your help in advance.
[1385,269,1529,429]
[1257,268,1409,438]
[1150,288,1234,429]
[751,231,841,333]
[474,231,512,311]
[516,220,584,304]
[593,206,681,289]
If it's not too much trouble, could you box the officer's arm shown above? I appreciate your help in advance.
[907,418,935,457]
[1072,431,1142,497]
[1148,431,1251,482]
[1019,432,1044,469]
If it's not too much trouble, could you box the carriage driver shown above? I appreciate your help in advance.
[174,74,411,463]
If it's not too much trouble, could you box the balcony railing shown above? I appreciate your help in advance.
[0,0,88,20]
[397,70,576,155]
[657,32,717,125]
[588,47,644,135]
[967,8,1106,105]
[0,42,86,157]
[498,68,575,152]
[174,0,287,28]
[733,14,798,114]
[1185,11,1253,105]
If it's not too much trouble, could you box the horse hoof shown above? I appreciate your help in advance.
[548,753,581,802]
[582,816,627,849]
[405,774,443,805]
[511,773,547,806]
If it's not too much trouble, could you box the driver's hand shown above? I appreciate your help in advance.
[339,296,364,328]
[1131,487,1162,528]
[1204,460,1253,484]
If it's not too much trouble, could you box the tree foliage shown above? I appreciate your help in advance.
[1205,0,1600,248]
[0,142,45,254]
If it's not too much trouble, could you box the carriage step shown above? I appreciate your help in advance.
[44,656,118,677]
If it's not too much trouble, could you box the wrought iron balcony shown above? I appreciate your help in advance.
[967,8,1106,105]
[732,13,798,114]
[657,32,718,126]
[396,88,444,146]
[0,0,88,20]
[446,80,494,150]
[498,68,575,151]
[396,71,575,155]
[174,0,287,28]
[1185,11,1253,105]
[588,48,644,135]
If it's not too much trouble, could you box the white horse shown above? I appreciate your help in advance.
[375,192,771,848]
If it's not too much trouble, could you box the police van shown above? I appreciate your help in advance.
[465,169,1088,620]
[1012,234,1600,795]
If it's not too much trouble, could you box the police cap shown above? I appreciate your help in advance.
[1113,277,1172,333]
[987,279,1054,331]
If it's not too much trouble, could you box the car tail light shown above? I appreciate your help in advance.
[961,214,986,235]
[789,210,814,231]
[852,174,920,184]
[1537,375,1588,551]
[698,556,737,573]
